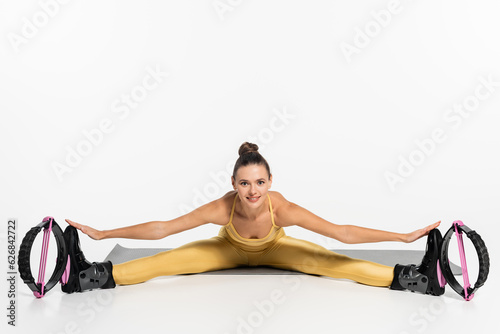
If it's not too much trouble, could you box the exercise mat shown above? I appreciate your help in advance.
[104,244,462,275]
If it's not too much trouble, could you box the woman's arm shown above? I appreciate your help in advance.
[65,219,172,240]
[275,192,440,244]
[66,199,224,241]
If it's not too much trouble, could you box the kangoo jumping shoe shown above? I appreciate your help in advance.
[390,229,445,296]
[61,226,115,293]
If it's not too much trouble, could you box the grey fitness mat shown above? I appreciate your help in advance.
[104,244,462,275]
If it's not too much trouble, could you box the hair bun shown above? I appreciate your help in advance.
[238,142,259,156]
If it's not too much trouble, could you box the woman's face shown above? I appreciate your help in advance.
[232,164,272,206]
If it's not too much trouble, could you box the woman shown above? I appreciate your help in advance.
[63,142,444,296]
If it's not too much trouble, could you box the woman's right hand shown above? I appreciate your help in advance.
[65,219,104,240]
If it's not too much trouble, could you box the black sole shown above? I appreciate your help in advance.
[61,226,91,293]
[417,229,445,296]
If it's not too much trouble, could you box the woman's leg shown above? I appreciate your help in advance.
[259,236,393,287]
[113,236,248,285]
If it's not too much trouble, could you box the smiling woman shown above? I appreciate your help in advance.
[231,142,273,221]
[61,141,445,298]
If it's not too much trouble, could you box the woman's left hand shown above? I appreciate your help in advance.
[404,221,441,243]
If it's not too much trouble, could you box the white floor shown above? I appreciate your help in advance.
[7,268,497,334]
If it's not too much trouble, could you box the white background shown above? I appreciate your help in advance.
[1,1,499,333]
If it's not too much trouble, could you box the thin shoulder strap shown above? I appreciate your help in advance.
[228,193,238,225]
[267,193,276,227]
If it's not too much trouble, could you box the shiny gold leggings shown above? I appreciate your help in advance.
[113,232,394,287]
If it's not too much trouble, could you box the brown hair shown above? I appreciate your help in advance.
[232,142,271,180]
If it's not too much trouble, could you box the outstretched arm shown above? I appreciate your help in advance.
[276,194,440,244]
[66,199,223,241]
[66,219,172,240]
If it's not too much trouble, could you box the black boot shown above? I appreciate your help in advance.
[61,226,116,293]
[390,229,445,296]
